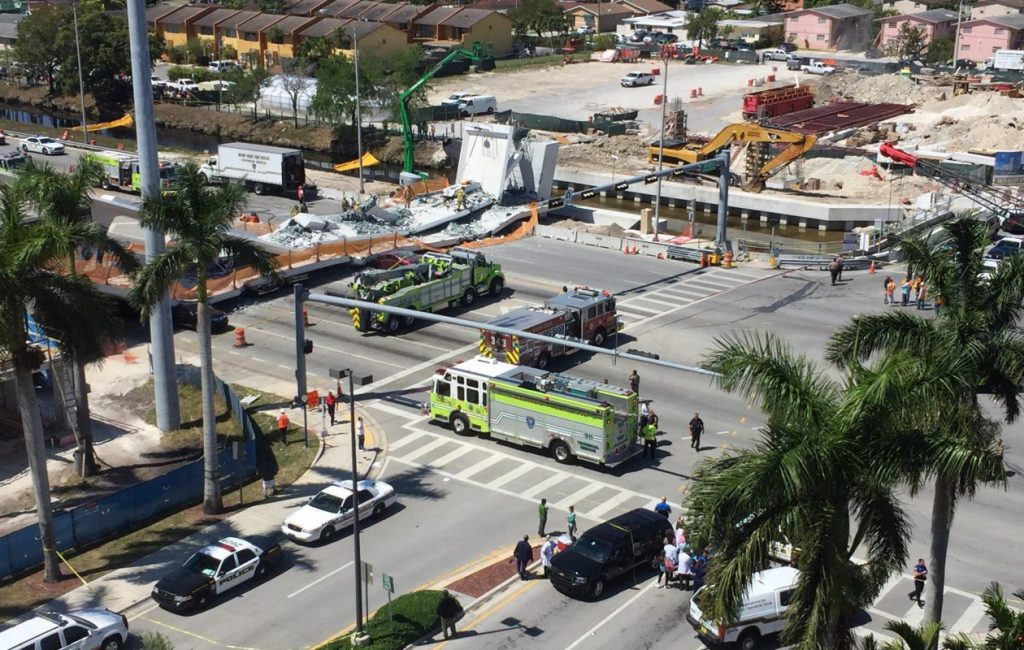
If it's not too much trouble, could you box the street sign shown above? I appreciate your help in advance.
[362,561,374,585]
[382,573,394,593]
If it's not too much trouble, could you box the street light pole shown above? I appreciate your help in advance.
[653,56,669,242]
[953,0,965,67]
[72,2,88,143]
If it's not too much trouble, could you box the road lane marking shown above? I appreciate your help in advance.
[142,616,269,650]
[399,437,450,463]
[437,580,542,649]
[453,454,506,479]
[584,490,636,520]
[356,341,478,393]
[488,463,536,489]
[617,302,661,315]
[386,430,428,450]
[951,598,987,633]
[287,560,355,598]
[563,579,659,650]
[126,604,159,621]
[427,444,476,468]
[627,295,679,308]
[551,482,605,510]
[520,471,573,499]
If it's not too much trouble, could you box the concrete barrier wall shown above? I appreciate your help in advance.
[534,224,579,242]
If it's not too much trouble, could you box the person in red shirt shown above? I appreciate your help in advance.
[325,391,337,426]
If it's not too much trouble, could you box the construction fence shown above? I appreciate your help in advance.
[0,374,259,581]
[493,110,626,135]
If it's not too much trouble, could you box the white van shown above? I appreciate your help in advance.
[441,91,474,106]
[457,95,497,116]
[208,60,241,73]
[687,566,798,650]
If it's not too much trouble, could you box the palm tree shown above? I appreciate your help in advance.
[129,163,278,514]
[685,332,962,650]
[826,216,1023,625]
[18,157,137,477]
[0,182,122,582]
[974,582,1024,649]
[860,620,971,650]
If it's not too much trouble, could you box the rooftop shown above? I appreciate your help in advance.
[237,12,287,32]
[297,16,346,37]
[965,12,1024,26]
[443,7,498,27]
[416,5,463,25]
[793,2,872,19]
[193,8,244,28]
[901,8,959,22]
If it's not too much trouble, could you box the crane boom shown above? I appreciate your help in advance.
[400,46,483,175]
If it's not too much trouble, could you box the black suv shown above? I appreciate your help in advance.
[549,508,673,599]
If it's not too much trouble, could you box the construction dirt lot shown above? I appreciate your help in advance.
[430,62,1024,205]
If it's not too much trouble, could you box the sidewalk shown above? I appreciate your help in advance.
[18,345,388,619]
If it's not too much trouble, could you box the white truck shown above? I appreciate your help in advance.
[800,61,835,75]
[991,49,1024,71]
[199,142,315,198]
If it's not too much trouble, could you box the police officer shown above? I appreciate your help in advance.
[643,416,658,459]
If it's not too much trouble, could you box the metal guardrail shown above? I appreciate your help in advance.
[776,254,874,270]
[666,245,708,264]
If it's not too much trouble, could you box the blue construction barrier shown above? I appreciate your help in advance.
[0,375,259,580]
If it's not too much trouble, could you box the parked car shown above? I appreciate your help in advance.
[282,479,397,543]
[172,78,199,93]
[576,25,594,35]
[655,33,678,44]
[441,92,474,106]
[628,30,649,43]
[457,94,497,116]
[733,41,754,52]
[20,135,64,156]
[761,48,791,61]
[777,42,798,53]
[151,536,283,612]
[0,150,29,172]
[954,58,977,69]
[548,508,673,599]
[150,75,167,91]
[985,236,1024,260]
[0,609,129,650]
[621,71,656,87]
[801,61,835,75]
[688,566,799,650]
[171,301,230,333]
[208,60,241,73]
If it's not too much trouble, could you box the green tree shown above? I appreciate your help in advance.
[311,54,357,126]
[507,0,566,40]
[267,25,285,46]
[220,0,246,9]
[0,181,123,581]
[296,36,332,63]
[685,332,951,650]
[973,582,1024,648]
[18,158,137,478]
[926,37,954,65]
[685,8,724,48]
[223,66,270,115]
[885,22,927,62]
[14,6,66,92]
[129,165,279,514]
[860,620,972,650]
[826,216,1023,627]
[279,57,314,127]
[256,0,288,12]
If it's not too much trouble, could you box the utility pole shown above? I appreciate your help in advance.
[953,0,965,67]
[72,2,88,144]
[127,0,179,430]
[353,26,365,195]
[653,55,669,242]
[716,149,729,248]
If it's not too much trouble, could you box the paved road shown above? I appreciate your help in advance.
[90,237,1024,648]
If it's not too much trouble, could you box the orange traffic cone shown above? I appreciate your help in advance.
[234,327,248,348]
[869,261,876,274]
[303,309,310,327]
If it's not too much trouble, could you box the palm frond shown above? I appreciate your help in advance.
[128,246,196,316]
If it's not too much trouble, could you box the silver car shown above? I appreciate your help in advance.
[0,609,129,650]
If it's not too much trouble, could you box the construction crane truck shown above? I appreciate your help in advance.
[350,248,504,334]
[479,286,620,370]
[430,356,640,465]
[649,123,817,192]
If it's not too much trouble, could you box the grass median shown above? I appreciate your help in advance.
[321,590,443,650]
[0,381,317,622]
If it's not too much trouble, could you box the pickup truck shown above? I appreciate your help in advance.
[800,61,835,75]
[621,71,656,87]
[151,536,283,612]
[171,78,199,93]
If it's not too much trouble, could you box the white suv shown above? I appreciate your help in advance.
[0,609,129,650]
[621,71,655,87]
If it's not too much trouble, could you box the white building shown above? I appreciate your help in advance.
[618,10,690,38]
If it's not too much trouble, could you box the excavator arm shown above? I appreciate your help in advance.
[648,123,817,192]
[400,45,483,175]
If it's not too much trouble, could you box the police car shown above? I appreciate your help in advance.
[282,479,397,543]
[151,536,282,611]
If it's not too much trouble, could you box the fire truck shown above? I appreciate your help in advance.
[479,286,619,369]
[430,356,640,465]
[86,152,178,193]
[350,248,505,334]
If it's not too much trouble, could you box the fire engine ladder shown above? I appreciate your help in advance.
[50,354,82,443]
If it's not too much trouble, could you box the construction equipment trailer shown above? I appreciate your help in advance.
[350,248,504,333]
[479,286,619,369]
[430,356,640,465]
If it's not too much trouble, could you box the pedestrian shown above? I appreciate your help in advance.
[656,548,669,587]
[567,505,578,540]
[513,534,533,579]
[638,399,650,434]
[654,496,671,518]
[455,185,466,210]
[643,417,658,458]
[883,275,892,303]
[677,545,693,590]
[436,590,463,640]
[541,536,557,578]
[934,292,943,316]
[429,124,436,141]
[356,416,365,451]
[661,534,678,588]
[689,412,704,451]
[277,409,289,443]
[538,498,548,537]
[836,256,844,282]
[913,274,923,301]
[628,369,640,394]
[885,278,896,305]
[917,280,927,310]
[261,460,277,497]
[326,391,337,426]
[828,258,840,286]
[908,558,927,606]
[297,184,305,207]
[901,277,911,307]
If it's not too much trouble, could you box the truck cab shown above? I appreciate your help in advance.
[544,286,618,346]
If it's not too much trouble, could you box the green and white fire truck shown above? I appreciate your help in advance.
[429,356,640,466]
[86,152,178,193]
[350,248,504,334]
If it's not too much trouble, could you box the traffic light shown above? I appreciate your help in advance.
[303,339,313,355]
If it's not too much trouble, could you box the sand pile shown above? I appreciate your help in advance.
[814,72,937,105]
[888,92,1024,151]
[791,156,937,200]
[548,219,629,236]
[556,134,650,171]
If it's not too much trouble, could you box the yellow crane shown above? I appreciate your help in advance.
[648,123,817,192]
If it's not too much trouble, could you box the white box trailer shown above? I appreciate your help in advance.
[199,142,315,198]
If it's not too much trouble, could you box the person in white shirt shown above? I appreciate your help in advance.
[662,537,679,587]
[677,547,693,590]
[541,537,558,578]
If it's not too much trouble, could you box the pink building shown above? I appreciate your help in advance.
[970,0,1024,21]
[957,13,1024,61]
[783,3,873,51]
[880,9,959,49]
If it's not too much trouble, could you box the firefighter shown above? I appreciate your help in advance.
[455,186,466,210]
[643,416,658,459]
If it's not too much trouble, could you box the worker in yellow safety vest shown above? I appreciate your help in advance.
[642,417,658,460]
[456,186,466,210]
